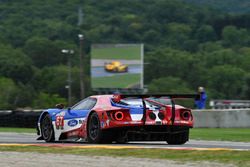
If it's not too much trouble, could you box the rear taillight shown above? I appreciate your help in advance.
[107,110,128,121]
[114,111,124,121]
[180,110,192,121]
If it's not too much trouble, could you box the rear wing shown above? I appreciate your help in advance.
[112,94,200,125]
[117,94,200,100]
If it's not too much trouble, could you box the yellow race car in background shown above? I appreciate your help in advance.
[104,61,128,73]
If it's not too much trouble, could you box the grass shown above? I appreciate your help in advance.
[190,128,250,142]
[91,73,141,88]
[91,44,142,60]
[0,146,249,166]
[0,127,36,133]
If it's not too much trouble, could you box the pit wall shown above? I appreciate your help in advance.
[193,109,250,128]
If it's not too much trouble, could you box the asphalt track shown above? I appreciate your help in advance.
[91,65,141,78]
[0,132,249,151]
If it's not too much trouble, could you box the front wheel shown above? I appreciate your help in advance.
[41,114,55,142]
[166,129,189,145]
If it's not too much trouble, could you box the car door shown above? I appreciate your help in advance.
[65,98,97,129]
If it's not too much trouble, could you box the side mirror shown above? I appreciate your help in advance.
[55,103,65,109]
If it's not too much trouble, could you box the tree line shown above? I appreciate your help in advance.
[0,0,250,109]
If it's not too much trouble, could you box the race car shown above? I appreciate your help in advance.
[104,61,128,72]
[37,94,198,144]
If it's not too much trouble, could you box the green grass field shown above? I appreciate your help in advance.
[91,44,142,60]
[0,127,36,133]
[91,73,141,88]
[0,146,249,166]
[190,128,250,142]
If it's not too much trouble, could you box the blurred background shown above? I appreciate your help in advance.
[0,0,250,110]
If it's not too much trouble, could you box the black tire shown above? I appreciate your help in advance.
[41,114,55,142]
[166,129,189,145]
[124,67,128,72]
[87,112,101,143]
[87,112,113,144]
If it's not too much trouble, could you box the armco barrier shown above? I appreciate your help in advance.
[193,109,250,128]
[0,109,250,128]
[0,110,42,128]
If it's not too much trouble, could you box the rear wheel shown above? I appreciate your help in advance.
[87,112,101,143]
[166,129,189,145]
[41,114,55,142]
[124,67,128,72]
[87,112,113,143]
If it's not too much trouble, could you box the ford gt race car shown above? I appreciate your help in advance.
[37,94,198,144]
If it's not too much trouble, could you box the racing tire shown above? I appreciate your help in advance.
[124,67,128,72]
[41,114,55,142]
[87,112,113,144]
[166,129,189,145]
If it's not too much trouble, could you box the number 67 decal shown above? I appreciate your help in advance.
[56,116,64,129]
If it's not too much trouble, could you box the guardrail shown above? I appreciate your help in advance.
[210,100,250,109]
[0,110,42,128]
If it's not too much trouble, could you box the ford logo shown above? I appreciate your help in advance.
[68,119,78,127]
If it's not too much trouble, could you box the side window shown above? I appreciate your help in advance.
[85,98,97,110]
[72,98,97,110]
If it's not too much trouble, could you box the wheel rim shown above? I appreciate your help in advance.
[89,115,100,140]
[42,116,52,139]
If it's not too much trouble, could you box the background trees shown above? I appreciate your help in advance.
[0,0,250,108]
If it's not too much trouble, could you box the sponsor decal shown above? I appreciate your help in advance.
[175,120,189,124]
[130,121,141,124]
[68,119,78,127]
[101,121,105,128]
[55,116,64,129]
